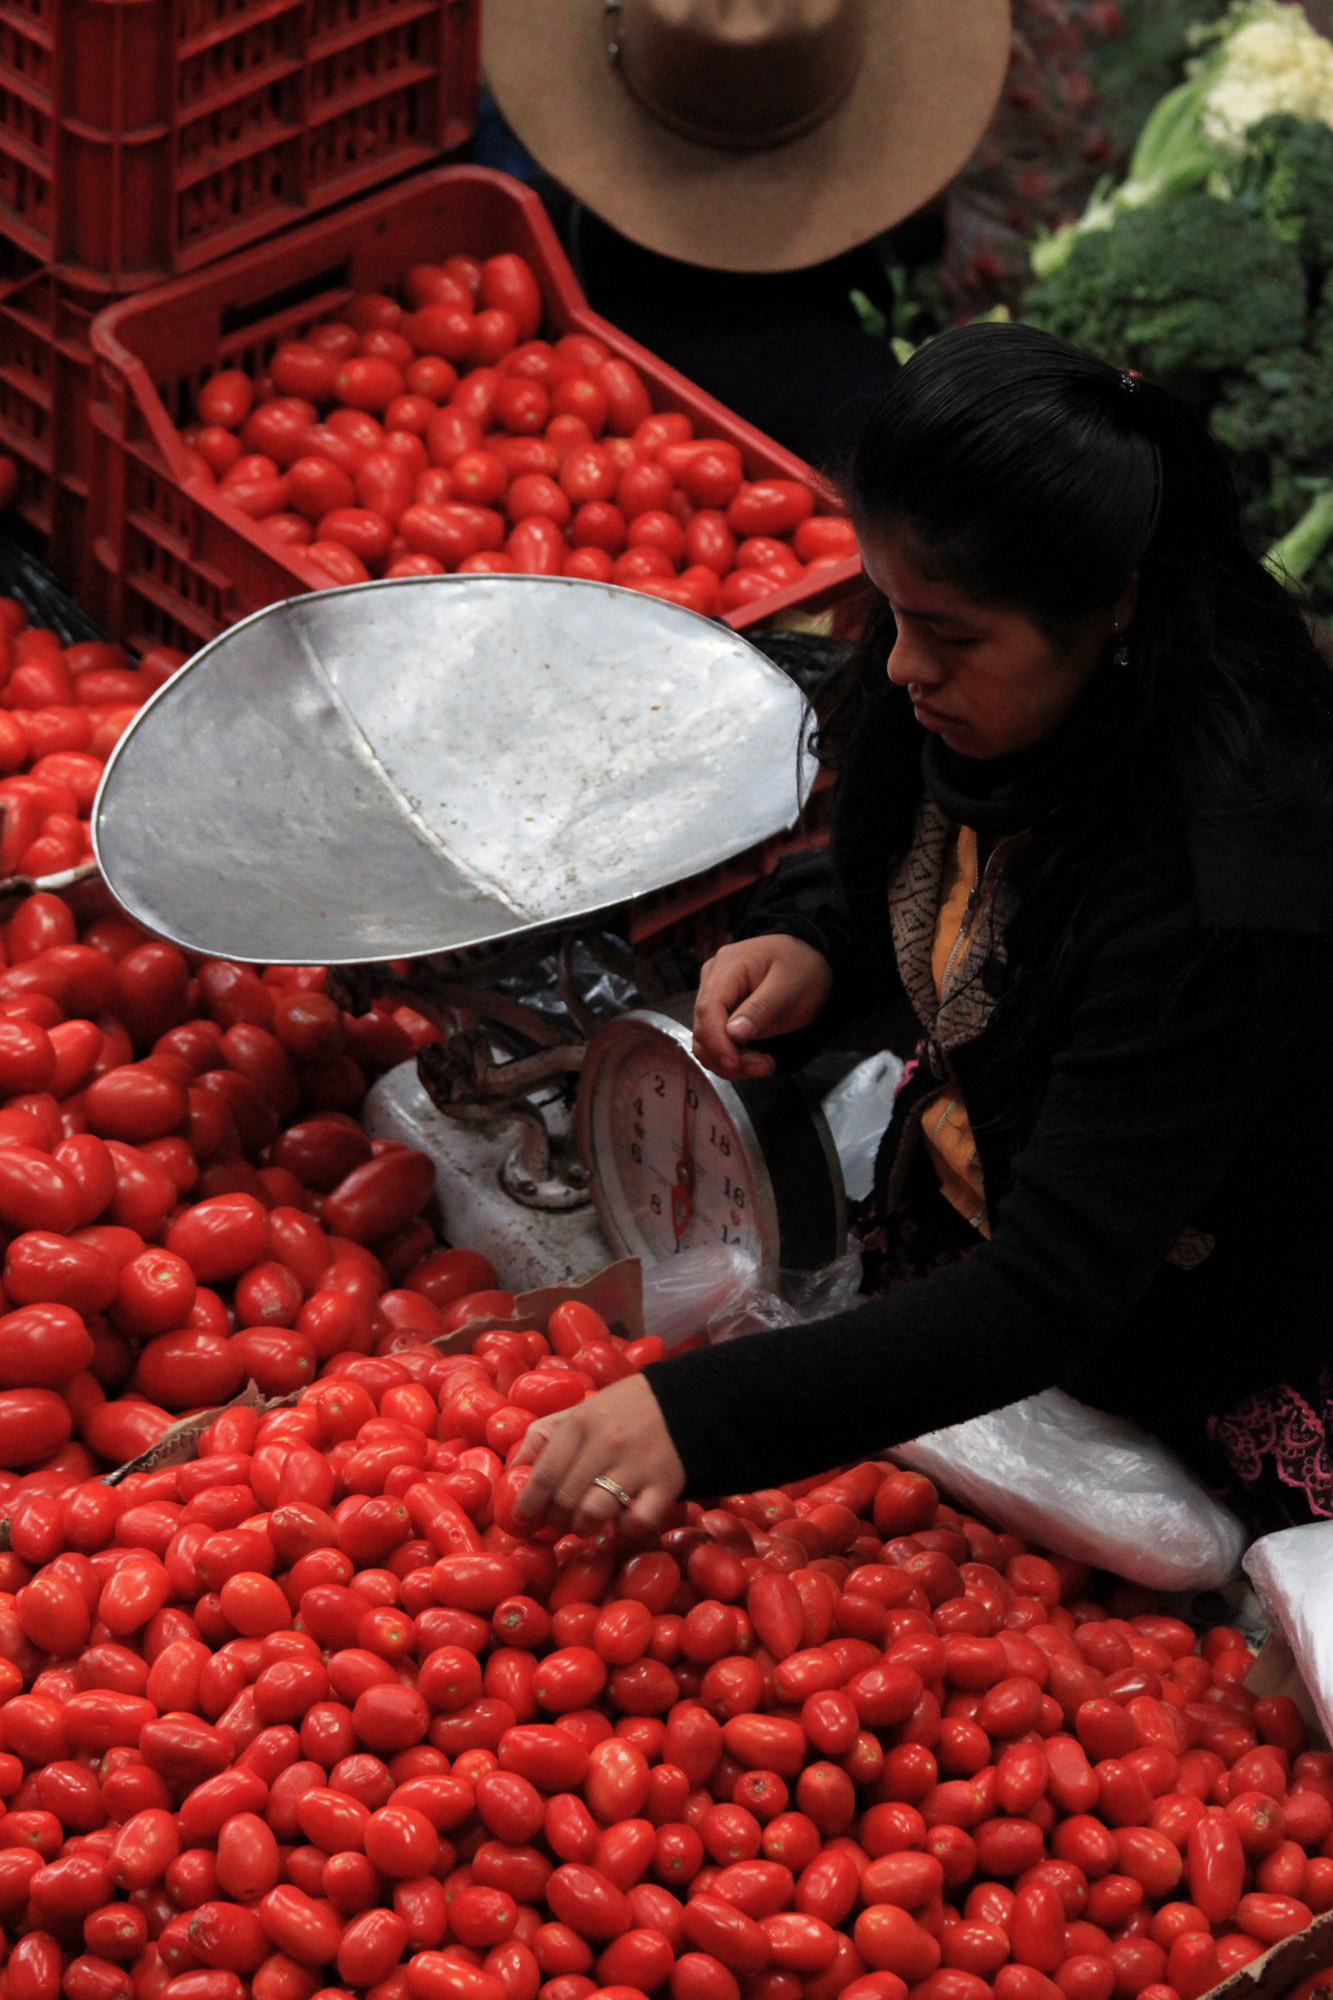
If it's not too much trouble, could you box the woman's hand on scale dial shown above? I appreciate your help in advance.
[693,935,833,1080]
[511,1375,686,1536]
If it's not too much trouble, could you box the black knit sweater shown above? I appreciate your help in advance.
[643,672,1333,1506]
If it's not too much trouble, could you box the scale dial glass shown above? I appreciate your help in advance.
[575,1013,781,1280]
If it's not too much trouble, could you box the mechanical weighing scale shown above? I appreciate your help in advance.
[93,574,853,1297]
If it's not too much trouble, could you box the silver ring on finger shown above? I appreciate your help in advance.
[592,1474,633,1508]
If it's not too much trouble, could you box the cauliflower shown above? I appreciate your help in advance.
[1030,1,1333,279]
[1200,3,1333,153]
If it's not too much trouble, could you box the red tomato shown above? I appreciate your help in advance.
[355,451,416,525]
[684,511,737,575]
[321,1149,433,1243]
[426,408,483,468]
[507,517,566,575]
[335,357,406,414]
[166,1193,269,1283]
[270,342,339,401]
[794,516,858,563]
[562,448,619,507]
[505,473,570,527]
[197,372,253,429]
[564,547,616,583]
[627,511,686,563]
[480,257,543,342]
[243,401,317,467]
[452,451,509,506]
[595,363,652,437]
[551,376,609,433]
[315,507,393,566]
[0,1392,71,1472]
[495,379,550,436]
[667,442,743,509]
[1186,1814,1245,1924]
[304,540,371,583]
[0,1146,81,1233]
[3,1231,117,1314]
[471,309,520,367]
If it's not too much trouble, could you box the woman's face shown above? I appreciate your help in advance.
[860,528,1135,761]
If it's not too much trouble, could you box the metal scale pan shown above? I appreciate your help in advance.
[92,574,816,965]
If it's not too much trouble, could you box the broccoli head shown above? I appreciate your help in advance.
[1234,112,1333,285]
[1025,193,1305,383]
[1211,348,1333,537]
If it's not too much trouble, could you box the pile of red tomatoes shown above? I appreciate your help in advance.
[0,611,184,883]
[0,601,1328,2000]
[2,1405,1332,2000]
[183,252,857,617]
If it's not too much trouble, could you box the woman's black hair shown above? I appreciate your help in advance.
[813,321,1333,1102]
[820,320,1333,828]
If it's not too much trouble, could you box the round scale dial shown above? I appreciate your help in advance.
[574,1010,845,1283]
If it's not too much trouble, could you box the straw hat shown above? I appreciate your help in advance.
[482,0,1013,274]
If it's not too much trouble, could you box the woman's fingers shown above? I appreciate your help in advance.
[628,1483,679,1535]
[513,1376,687,1533]
[725,958,810,1050]
[512,1410,586,1522]
[693,937,833,1078]
[693,948,761,1076]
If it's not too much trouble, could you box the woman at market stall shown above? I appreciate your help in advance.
[514,320,1333,1540]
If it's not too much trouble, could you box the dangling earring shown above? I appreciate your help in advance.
[1112,626,1130,668]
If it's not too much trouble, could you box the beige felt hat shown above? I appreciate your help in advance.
[482,0,1013,275]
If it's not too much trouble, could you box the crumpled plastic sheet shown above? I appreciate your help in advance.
[640,1243,864,1350]
[891,1389,1249,1591]
[1243,1520,1333,1744]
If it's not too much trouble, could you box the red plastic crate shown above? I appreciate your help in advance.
[0,0,479,294]
[87,164,865,655]
[0,249,105,608]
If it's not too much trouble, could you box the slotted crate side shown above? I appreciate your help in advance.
[0,0,478,293]
[0,253,104,613]
[88,164,863,655]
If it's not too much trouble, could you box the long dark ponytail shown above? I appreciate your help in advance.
[821,320,1333,829]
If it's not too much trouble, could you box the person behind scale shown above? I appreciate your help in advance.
[479,0,1011,469]
[509,321,1333,1538]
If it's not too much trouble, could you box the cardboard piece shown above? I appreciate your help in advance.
[102,1382,269,1484]
[1200,1911,1333,2000]
[427,1256,644,1354]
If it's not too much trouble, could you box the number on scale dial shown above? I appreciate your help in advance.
[576,1012,783,1278]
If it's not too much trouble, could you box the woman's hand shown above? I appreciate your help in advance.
[511,1373,686,1536]
[693,934,834,1080]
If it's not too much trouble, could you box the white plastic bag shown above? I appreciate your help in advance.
[640,1243,865,1350]
[640,1245,759,1350]
[1243,1520,1333,1743]
[891,1388,1248,1590]
[821,1050,903,1201]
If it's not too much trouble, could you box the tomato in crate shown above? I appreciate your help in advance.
[87,166,862,656]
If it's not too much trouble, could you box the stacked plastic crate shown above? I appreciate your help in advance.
[0,0,480,609]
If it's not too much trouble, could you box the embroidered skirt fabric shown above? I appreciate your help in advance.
[1208,1373,1333,1534]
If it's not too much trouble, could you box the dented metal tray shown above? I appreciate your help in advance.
[92,574,815,965]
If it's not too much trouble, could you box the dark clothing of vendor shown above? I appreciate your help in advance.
[471,96,900,475]
[644,655,1333,1535]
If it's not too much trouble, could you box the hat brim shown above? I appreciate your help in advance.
[482,0,1012,274]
